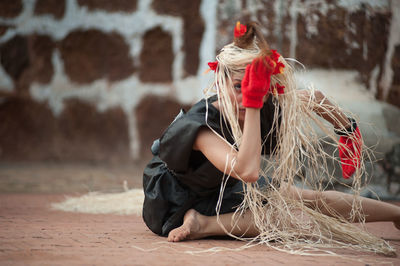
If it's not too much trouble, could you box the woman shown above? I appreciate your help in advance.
[143,21,400,255]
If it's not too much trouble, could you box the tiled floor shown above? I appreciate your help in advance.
[0,194,399,265]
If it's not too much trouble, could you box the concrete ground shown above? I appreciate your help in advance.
[1,163,400,265]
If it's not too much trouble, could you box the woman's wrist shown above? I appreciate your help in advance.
[334,117,357,136]
[244,107,262,114]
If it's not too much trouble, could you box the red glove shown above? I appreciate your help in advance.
[338,126,362,179]
[241,57,274,108]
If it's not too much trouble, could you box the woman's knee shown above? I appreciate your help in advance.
[299,190,339,209]
[283,185,345,209]
[315,190,349,211]
[284,185,319,203]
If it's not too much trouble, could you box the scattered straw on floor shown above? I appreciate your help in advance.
[51,187,144,216]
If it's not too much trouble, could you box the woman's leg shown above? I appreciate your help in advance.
[285,184,400,225]
[168,209,259,242]
[169,186,400,242]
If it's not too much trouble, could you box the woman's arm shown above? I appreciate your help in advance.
[193,57,274,183]
[193,108,261,183]
[297,89,351,129]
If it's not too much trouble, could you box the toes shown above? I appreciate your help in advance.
[168,227,189,242]
[167,229,178,242]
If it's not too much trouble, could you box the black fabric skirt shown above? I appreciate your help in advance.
[142,156,269,236]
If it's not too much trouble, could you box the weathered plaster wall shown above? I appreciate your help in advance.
[0,0,398,163]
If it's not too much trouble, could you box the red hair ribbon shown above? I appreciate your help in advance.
[234,21,247,38]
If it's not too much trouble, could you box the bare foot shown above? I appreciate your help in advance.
[167,209,205,242]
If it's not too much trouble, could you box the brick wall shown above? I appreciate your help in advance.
[0,0,398,162]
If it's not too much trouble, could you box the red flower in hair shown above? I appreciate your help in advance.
[271,50,280,62]
[272,83,285,95]
[273,62,285,75]
[208,61,218,72]
[269,49,284,74]
[234,21,247,38]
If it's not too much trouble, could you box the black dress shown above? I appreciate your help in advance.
[142,95,279,236]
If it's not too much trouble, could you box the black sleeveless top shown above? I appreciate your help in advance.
[142,95,279,236]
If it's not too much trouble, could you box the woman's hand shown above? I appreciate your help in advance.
[337,122,362,179]
[297,89,362,179]
[241,57,274,109]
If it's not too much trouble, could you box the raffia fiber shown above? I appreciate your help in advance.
[205,42,395,256]
[51,186,144,216]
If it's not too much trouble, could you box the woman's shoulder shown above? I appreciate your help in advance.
[186,95,219,117]
[157,95,221,173]
[160,95,219,138]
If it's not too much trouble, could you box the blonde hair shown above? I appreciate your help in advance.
[203,22,394,256]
